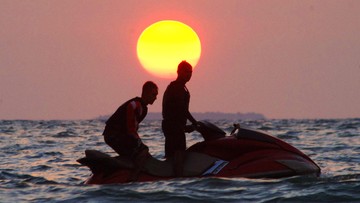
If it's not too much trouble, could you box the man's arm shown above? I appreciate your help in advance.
[186,110,197,125]
[126,101,140,139]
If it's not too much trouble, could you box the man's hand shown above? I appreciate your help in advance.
[184,122,200,133]
[184,124,196,133]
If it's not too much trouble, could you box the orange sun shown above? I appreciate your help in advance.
[137,20,201,78]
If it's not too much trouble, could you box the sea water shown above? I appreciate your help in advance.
[0,119,359,202]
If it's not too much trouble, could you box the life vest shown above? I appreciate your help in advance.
[103,97,147,136]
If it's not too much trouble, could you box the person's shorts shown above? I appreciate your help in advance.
[162,120,186,158]
[104,133,147,158]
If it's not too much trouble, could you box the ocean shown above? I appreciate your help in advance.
[1,118,359,202]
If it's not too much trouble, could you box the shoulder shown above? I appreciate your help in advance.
[166,81,184,92]
[127,97,142,109]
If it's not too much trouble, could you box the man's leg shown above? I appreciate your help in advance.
[128,144,150,181]
[174,150,185,177]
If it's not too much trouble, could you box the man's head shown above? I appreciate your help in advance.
[177,61,193,83]
[141,81,158,105]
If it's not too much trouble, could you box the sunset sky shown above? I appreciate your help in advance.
[1,0,360,120]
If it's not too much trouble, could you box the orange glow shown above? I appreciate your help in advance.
[137,20,201,78]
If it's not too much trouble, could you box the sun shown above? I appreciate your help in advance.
[137,20,201,78]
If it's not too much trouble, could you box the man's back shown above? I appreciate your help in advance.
[162,80,190,125]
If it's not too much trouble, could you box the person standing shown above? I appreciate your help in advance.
[103,81,158,181]
[162,61,198,176]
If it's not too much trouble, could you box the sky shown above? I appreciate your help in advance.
[1,0,360,120]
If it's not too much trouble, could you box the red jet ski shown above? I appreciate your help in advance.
[77,121,321,184]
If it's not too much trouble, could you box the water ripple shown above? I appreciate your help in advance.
[0,119,359,202]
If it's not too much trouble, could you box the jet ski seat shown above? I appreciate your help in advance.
[77,150,220,177]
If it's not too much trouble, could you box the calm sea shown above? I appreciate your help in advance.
[1,119,359,202]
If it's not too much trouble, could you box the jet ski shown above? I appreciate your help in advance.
[77,121,321,184]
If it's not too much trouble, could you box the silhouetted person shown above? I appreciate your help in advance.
[103,81,158,181]
[162,61,198,176]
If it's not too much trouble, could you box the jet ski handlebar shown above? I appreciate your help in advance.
[195,121,227,141]
[192,121,243,141]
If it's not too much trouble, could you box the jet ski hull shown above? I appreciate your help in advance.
[78,124,320,184]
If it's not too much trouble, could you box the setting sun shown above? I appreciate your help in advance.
[137,20,201,78]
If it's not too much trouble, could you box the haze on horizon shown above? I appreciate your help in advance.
[1,1,360,120]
